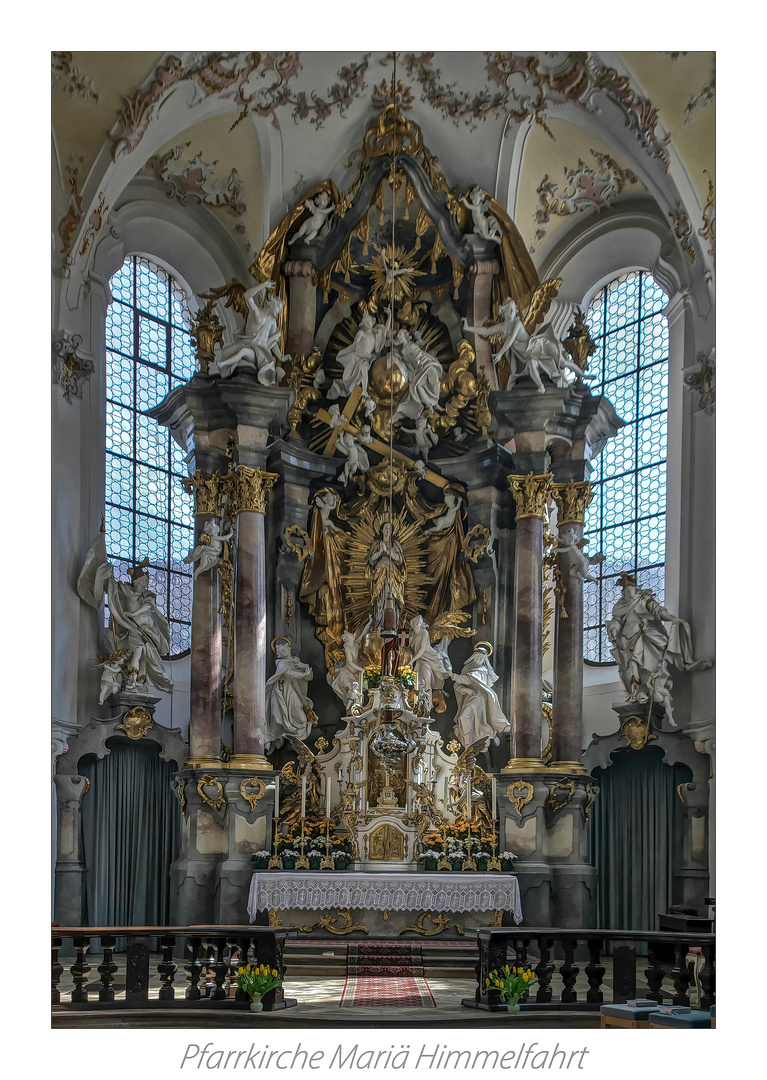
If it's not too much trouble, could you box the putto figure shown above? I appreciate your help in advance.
[289,190,336,245]
[460,185,502,243]
[183,518,234,579]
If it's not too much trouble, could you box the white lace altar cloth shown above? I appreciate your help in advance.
[247,872,522,925]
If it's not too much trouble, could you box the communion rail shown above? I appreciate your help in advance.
[463,927,715,1012]
[51,926,297,1012]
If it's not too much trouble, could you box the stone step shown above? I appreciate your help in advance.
[284,939,478,978]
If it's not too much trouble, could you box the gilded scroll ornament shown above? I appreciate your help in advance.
[172,777,187,816]
[619,715,657,751]
[399,911,451,937]
[551,480,594,525]
[116,706,154,741]
[239,778,267,812]
[268,908,283,927]
[181,470,225,517]
[52,332,94,403]
[508,473,554,520]
[319,909,369,936]
[190,300,225,374]
[197,774,225,811]
[228,467,279,516]
[461,524,491,563]
[507,780,534,817]
[284,525,315,562]
[583,783,599,821]
[546,778,575,814]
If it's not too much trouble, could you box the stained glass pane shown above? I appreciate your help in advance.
[105,256,194,657]
[583,270,668,662]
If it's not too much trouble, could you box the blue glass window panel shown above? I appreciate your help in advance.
[636,565,665,603]
[135,513,167,564]
[642,275,668,313]
[602,374,638,424]
[603,325,637,382]
[585,289,604,333]
[106,456,133,509]
[105,350,133,407]
[638,414,667,468]
[637,516,665,566]
[169,618,191,655]
[171,479,194,528]
[135,412,168,467]
[136,463,169,514]
[605,272,639,324]
[638,464,667,517]
[109,261,133,303]
[601,524,637,575]
[170,281,192,329]
[170,438,189,476]
[601,421,636,478]
[583,627,602,664]
[106,401,134,457]
[599,473,635,525]
[138,314,168,367]
[638,362,668,418]
[171,524,194,565]
[136,258,168,318]
[146,567,169,616]
[105,302,134,355]
[640,312,669,363]
[171,327,197,381]
[136,362,169,411]
[105,504,133,561]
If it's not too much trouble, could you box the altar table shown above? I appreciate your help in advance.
[247,871,522,926]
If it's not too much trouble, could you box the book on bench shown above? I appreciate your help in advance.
[657,1005,692,1014]
[626,999,658,1008]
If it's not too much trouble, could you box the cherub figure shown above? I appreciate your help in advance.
[413,414,438,461]
[289,190,335,245]
[183,518,234,579]
[336,424,373,485]
[556,527,604,585]
[93,650,129,705]
[460,185,502,243]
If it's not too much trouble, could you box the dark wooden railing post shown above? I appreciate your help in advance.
[559,938,579,1003]
[534,936,554,1003]
[585,937,605,1004]
[671,941,693,1005]
[227,936,248,1003]
[158,934,177,1002]
[185,935,203,1000]
[699,939,715,1011]
[211,936,229,1001]
[610,938,636,1004]
[97,935,118,1002]
[645,939,666,1002]
[125,934,151,1008]
[52,934,63,1005]
[70,935,91,1004]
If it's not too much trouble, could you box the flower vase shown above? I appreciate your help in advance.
[308,855,321,870]
[282,857,295,870]
[506,997,521,1013]
[249,995,263,1013]
[336,860,347,870]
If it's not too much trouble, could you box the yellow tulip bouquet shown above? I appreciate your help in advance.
[486,965,538,1010]
[235,963,282,1012]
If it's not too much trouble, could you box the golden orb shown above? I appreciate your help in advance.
[369,355,407,406]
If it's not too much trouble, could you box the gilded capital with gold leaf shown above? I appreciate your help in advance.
[508,473,554,520]
[181,470,225,517]
[552,480,594,525]
[228,467,279,516]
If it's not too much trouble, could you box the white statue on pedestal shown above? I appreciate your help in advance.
[213,281,289,385]
[393,329,444,423]
[77,534,173,695]
[413,414,438,460]
[451,642,510,747]
[607,573,713,725]
[264,638,317,751]
[556,527,604,585]
[183,518,234,579]
[460,186,502,243]
[328,310,391,400]
[329,622,371,714]
[336,424,373,485]
[289,190,336,245]
[408,615,448,715]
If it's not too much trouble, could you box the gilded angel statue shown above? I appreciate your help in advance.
[277,736,323,828]
[449,737,495,831]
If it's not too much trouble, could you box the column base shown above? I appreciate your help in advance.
[183,755,222,770]
[547,760,589,774]
[501,757,549,773]
[224,754,273,770]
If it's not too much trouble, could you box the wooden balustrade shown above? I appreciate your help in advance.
[463,928,715,1012]
[51,926,296,1012]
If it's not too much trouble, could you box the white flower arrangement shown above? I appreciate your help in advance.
[500,851,517,861]
[476,850,492,858]
[332,850,348,861]
[281,849,299,858]
[253,851,271,858]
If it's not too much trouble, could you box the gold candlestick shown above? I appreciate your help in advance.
[488,813,502,871]
[462,817,477,871]
[320,818,334,869]
[267,810,283,868]
[295,816,310,869]
[437,819,450,870]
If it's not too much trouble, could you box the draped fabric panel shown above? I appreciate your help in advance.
[80,738,180,928]
[591,746,692,932]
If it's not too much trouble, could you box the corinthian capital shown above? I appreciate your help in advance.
[551,480,594,525]
[228,466,279,515]
[181,470,225,516]
[508,472,554,520]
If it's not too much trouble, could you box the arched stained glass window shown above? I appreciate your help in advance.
[104,256,197,657]
[582,271,669,663]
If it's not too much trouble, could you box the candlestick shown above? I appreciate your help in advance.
[466,779,472,822]
[274,776,280,819]
[491,776,496,816]
[301,775,307,819]
[326,779,331,820]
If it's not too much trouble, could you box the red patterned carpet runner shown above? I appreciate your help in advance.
[340,943,437,1007]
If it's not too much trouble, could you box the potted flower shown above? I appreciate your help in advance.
[363,665,381,689]
[486,965,538,1012]
[332,850,349,870]
[475,849,491,872]
[253,850,271,870]
[281,848,299,870]
[235,962,283,1013]
[332,832,352,869]
[307,846,323,870]
[397,665,416,689]
[420,832,442,870]
[500,851,518,872]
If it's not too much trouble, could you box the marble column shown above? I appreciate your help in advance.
[284,260,316,360]
[466,256,500,387]
[182,470,226,768]
[550,480,594,773]
[228,466,279,769]
[503,472,553,772]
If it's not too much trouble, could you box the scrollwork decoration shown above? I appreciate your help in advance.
[507,780,534,817]
[197,774,225,811]
[546,778,575,814]
[239,777,266,812]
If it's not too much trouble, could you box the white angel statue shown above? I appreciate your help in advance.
[556,527,605,585]
[183,518,234,579]
[93,651,128,705]
[264,639,318,752]
[413,414,438,461]
[336,424,373,484]
[460,186,502,243]
[328,620,371,713]
[328,310,391,401]
[289,190,335,245]
[213,281,289,385]
[462,297,526,374]
[451,642,510,747]
[410,611,475,715]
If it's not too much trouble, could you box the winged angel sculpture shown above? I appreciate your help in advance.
[449,737,495,831]
[277,736,323,828]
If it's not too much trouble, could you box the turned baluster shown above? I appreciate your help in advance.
[534,936,554,1003]
[97,935,118,1002]
[559,938,579,1003]
[158,934,178,1002]
[644,940,666,1002]
[671,941,693,1005]
[201,941,216,997]
[185,935,203,1000]
[585,937,605,1003]
[482,936,508,1007]
[70,935,91,1003]
[211,936,229,1001]
[52,934,63,1004]
[699,939,715,1011]
[230,936,250,1003]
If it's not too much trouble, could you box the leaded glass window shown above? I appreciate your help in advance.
[104,256,197,657]
[582,271,669,664]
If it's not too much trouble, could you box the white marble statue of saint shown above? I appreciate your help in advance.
[451,642,510,747]
[607,574,712,725]
[459,186,502,243]
[392,328,444,423]
[513,321,584,391]
[556,527,605,585]
[183,518,234,579]
[328,310,391,401]
[408,615,448,714]
[328,620,371,713]
[264,639,317,752]
[212,281,289,385]
[336,424,373,485]
[77,534,173,695]
[289,190,336,245]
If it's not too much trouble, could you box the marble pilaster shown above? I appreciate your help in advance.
[466,256,500,387]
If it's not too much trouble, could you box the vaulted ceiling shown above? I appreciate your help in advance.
[52,51,715,310]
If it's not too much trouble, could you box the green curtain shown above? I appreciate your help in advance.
[80,738,180,927]
[591,746,692,932]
